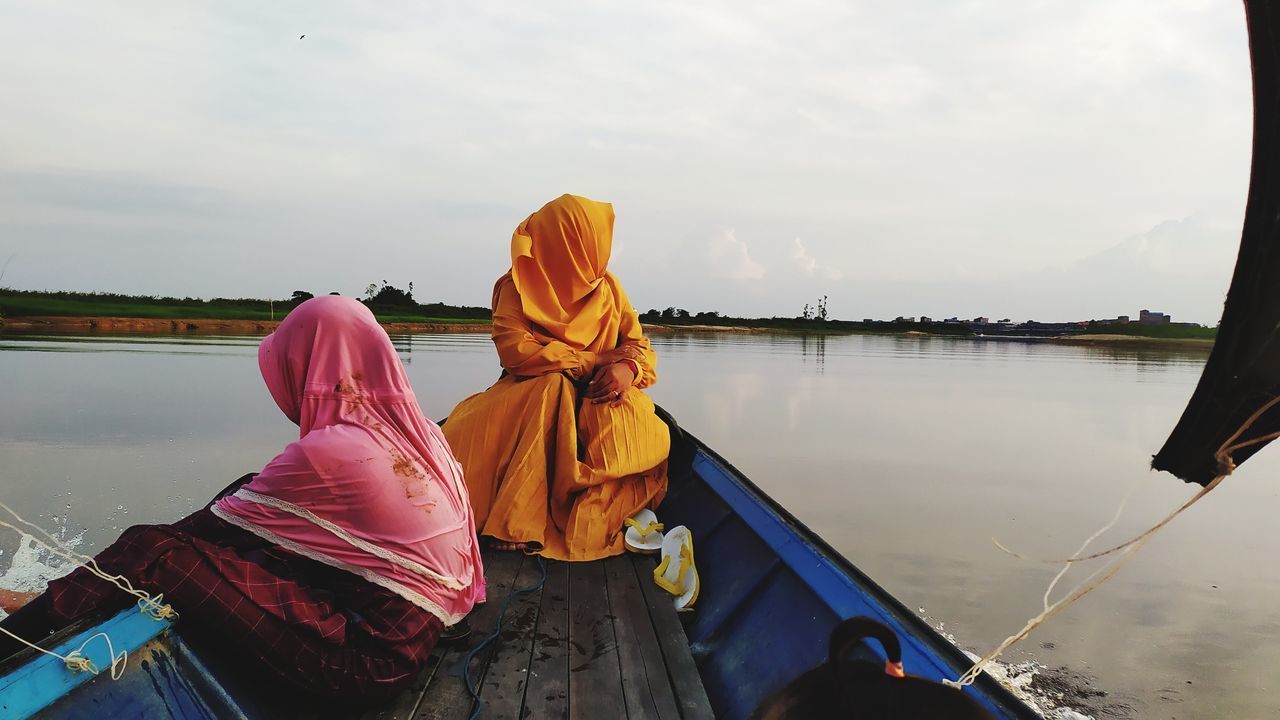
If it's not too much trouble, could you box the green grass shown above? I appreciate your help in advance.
[0,293,277,319]
[0,289,492,324]
[1082,322,1217,340]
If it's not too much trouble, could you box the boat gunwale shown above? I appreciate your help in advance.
[0,608,174,719]
[685,432,1041,719]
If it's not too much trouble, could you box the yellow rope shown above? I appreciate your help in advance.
[947,393,1280,688]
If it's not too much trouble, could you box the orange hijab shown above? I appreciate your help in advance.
[504,194,619,350]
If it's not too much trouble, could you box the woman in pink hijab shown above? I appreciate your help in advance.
[0,296,485,700]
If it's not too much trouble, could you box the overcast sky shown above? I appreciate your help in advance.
[0,1,1252,324]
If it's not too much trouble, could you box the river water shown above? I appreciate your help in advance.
[0,331,1275,718]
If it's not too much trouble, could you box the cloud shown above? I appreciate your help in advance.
[1049,215,1236,322]
[789,238,843,281]
[0,0,1251,320]
[790,237,817,275]
[708,229,766,280]
[836,216,1237,325]
[1075,217,1237,277]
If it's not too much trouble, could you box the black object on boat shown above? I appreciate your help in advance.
[1154,0,1280,485]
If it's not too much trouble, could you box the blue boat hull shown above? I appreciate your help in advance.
[0,609,246,719]
[667,435,1038,719]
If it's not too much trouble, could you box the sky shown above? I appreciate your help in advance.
[0,0,1253,324]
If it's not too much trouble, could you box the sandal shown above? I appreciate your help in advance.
[653,525,699,610]
[624,509,664,554]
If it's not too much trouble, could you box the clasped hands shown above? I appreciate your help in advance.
[584,347,642,406]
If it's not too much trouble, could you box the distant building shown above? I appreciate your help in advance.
[894,316,916,323]
[972,317,989,325]
[997,318,1012,324]
[1139,309,1171,324]
[1092,314,1131,324]
[920,316,932,323]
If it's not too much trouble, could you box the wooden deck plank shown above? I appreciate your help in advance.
[477,555,547,719]
[406,549,713,720]
[357,651,448,720]
[567,561,624,720]
[523,559,570,720]
[633,555,716,720]
[415,551,524,720]
[603,555,681,720]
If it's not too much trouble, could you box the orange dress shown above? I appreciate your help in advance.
[443,194,670,561]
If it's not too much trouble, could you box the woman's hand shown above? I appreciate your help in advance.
[585,362,635,406]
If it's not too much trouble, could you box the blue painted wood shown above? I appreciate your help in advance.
[663,443,1040,720]
[0,610,251,720]
[0,608,172,719]
[37,634,237,720]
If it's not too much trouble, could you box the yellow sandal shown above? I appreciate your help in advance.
[653,525,699,610]
[624,509,665,554]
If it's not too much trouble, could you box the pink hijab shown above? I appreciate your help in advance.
[213,296,485,624]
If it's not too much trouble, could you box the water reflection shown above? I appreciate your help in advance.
[0,331,1271,718]
[799,334,825,373]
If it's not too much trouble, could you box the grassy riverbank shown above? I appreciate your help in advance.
[1080,322,1217,340]
[0,289,489,325]
[1,288,1218,343]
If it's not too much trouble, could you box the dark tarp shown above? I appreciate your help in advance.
[1153,0,1280,485]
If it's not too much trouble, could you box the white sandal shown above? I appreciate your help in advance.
[653,525,699,610]
[624,509,664,554]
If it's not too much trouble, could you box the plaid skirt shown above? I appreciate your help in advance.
[44,507,443,700]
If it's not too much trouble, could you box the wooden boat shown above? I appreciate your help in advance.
[0,416,1039,719]
[8,0,1280,713]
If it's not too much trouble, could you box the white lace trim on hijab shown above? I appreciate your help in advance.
[224,488,468,590]
[210,503,468,626]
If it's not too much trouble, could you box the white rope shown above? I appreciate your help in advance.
[1041,477,1138,613]
[0,625,128,678]
[0,501,177,622]
[0,501,178,681]
[944,392,1280,688]
[947,532,1152,688]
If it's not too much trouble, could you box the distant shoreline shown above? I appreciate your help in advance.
[0,316,779,337]
[0,316,1219,349]
[0,315,492,336]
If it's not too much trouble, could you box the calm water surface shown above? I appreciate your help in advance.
[1,332,1276,719]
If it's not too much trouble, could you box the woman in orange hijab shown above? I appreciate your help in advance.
[443,194,670,561]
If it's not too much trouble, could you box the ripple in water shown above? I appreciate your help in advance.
[0,530,84,620]
[921,608,1116,720]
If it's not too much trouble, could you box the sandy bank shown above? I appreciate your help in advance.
[1051,333,1215,350]
[640,323,770,334]
[0,316,492,336]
